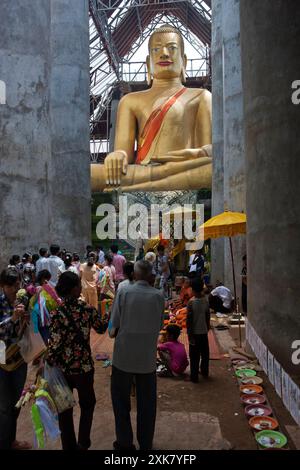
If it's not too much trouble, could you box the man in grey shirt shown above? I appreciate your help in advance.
[109,260,164,451]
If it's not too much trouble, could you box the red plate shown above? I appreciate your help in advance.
[245,404,272,418]
[241,394,266,405]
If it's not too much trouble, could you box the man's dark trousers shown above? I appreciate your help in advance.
[189,334,209,382]
[111,365,157,450]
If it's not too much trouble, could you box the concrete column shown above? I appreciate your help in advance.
[0,0,91,268]
[0,0,52,267]
[50,0,91,254]
[240,0,300,376]
[211,0,246,303]
[211,0,225,285]
[222,0,246,300]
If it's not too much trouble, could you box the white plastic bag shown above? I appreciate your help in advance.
[43,362,76,413]
[18,323,46,363]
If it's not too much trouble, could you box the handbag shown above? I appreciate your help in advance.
[0,342,24,372]
[0,321,27,372]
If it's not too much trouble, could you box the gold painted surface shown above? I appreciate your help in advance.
[91,25,212,192]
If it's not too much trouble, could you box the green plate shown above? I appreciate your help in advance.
[235,368,257,378]
[255,430,287,448]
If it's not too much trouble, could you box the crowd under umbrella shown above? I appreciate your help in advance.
[200,210,247,347]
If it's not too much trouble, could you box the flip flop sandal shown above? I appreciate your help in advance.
[102,360,112,368]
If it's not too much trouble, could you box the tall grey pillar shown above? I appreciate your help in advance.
[50,0,91,254]
[240,0,300,376]
[222,0,246,301]
[0,1,52,267]
[0,1,91,269]
[211,0,225,285]
[211,0,246,302]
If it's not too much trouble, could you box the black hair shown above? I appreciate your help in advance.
[9,255,20,265]
[86,245,93,251]
[97,246,103,251]
[56,271,80,298]
[191,277,204,294]
[157,244,165,252]
[64,252,73,267]
[73,252,80,262]
[105,253,113,264]
[110,244,118,254]
[22,252,32,261]
[0,268,20,287]
[50,244,60,256]
[242,254,247,261]
[39,248,48,257]
[32,254,40,265]
[123,261,134,281]
[87,252,97,267]
[165,324,181,341]
[36,269,51,285]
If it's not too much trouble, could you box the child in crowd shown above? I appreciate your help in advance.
[117,262,134,292]
[157,324,188,377]
[187,278,210,383]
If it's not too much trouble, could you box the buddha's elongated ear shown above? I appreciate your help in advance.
[146,55,152,86]
[181,54,187,84]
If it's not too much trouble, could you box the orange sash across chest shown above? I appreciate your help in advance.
[136,87,187,164]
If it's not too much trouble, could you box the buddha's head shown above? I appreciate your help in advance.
[147,25,187,85]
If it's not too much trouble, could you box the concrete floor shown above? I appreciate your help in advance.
[16,318,299,450]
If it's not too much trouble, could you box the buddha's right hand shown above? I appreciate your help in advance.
[104,150,128,185]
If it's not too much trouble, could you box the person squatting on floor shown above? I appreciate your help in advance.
[109,260,164,451]
[187,278,211,383]
[157,324,189,377]
[45,272,107,450]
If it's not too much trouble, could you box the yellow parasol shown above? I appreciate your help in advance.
[200,210,247,347]
[202,211,246,240]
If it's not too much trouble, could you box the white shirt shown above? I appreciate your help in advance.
[98,250,105,265]
[189,254,197,273]
[36,257,50,275]
[48,256,65,287]
[211,286,233,309]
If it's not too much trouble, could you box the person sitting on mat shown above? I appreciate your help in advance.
[170,277,193,310]
[157,324,188,377]
[208,282,234,316]
[187,278,210,383]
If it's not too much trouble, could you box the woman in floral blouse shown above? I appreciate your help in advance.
[46,271,106,450]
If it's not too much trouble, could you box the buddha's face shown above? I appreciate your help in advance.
[148,32,185,80]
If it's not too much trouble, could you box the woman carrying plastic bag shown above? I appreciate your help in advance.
[44,271,108,450]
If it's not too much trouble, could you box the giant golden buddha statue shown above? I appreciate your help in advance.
[91,25,212,192]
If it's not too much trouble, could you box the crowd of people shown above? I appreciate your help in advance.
[0,241,243,451]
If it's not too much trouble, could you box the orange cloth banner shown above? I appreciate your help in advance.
[136,87,187,164]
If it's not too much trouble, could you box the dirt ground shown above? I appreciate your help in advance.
[16,317,299,451]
